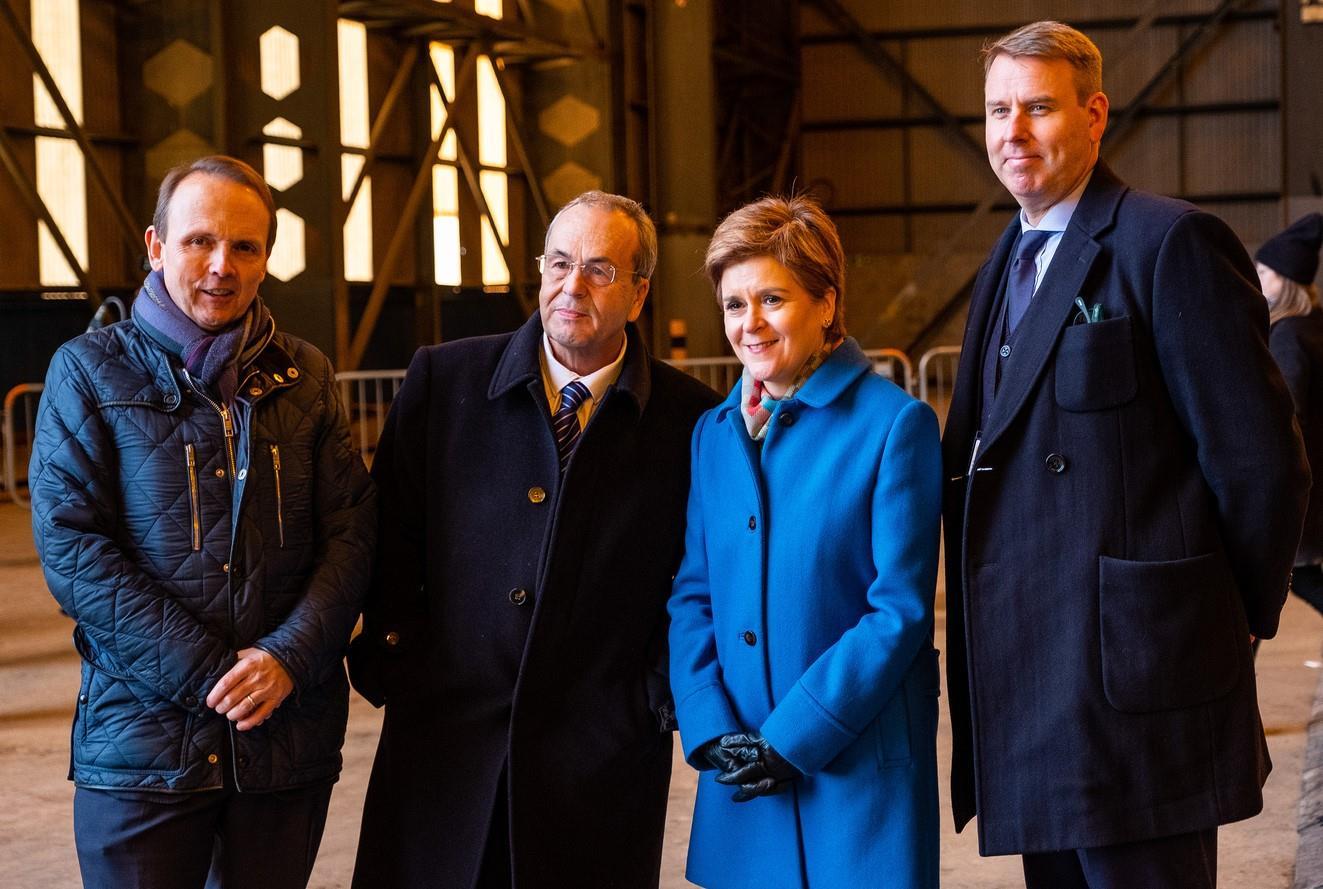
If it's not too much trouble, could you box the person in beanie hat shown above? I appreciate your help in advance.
[1258,213,1323,616]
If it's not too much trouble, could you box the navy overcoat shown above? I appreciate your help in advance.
[943,163,1310,855]
[670,341,943,888]
[347,314,718,888]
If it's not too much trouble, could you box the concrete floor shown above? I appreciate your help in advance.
[3,498,1319,888]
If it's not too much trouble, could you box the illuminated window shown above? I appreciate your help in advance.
[261,118,303,191]
[476,56,508,286]
[430,43,460,285]
[338,19,373,282]
[475,0,503,19]
[32,0,88,287]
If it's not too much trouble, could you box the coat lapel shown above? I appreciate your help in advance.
[943,221,1018,467]
[976,163,1126,457]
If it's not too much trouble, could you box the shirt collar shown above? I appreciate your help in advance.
[1020,167,1094,234]
[540,333,628,409]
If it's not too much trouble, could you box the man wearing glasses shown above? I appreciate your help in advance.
[348,191,719,889]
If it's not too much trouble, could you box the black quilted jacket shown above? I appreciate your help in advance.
[30,318,376,792]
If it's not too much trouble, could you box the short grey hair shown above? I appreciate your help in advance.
[545,191,658,280]
[982,21,1103,103]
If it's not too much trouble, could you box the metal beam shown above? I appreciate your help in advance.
[491,61,550,229]
[0,0,140,256]
[424,58,532,318]
[338,0,598,60]
[0,128,101,308]
[343,42,420,214]
[346,45,481,371]
[1104,0,1252,151]
[803,0,986,169]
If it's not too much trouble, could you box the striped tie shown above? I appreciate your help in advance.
[553,380,591,473]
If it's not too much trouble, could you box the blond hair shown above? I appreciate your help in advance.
[982,21,1103,103]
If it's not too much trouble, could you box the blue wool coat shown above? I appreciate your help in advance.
[669,339,943,889]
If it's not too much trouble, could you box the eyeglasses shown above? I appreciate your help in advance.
[536,254,638,287]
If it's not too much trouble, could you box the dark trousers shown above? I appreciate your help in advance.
[1294,564,1323,617]
[74,782,333,889]
[1022,829,1216,889]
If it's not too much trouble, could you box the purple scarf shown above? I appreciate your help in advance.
[132,269,274,406]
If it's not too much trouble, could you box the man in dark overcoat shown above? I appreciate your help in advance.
[347,191,719,888]
[943,21,1310,888]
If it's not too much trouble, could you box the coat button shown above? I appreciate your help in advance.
[747,516,757,531]
[287,367,299,379]
[509,588,529,606]
[185,695,198,708]
[237,755,249,768]
[1046,453,1067,474]
[215,468,225,478]
[249,386,263,397]
[384,631,400,647]
[207,753,219,765]
[222,563,230,573]
[742,630,757,646]
[528,486,546,504]
[779,412,795,426]
[163,394,178,407]
[78,693,87,703]
[999,344,1012,358]
[273,373,285,383]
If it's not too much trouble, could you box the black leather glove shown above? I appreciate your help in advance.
[695,736,743,772]
[712,732,802,802]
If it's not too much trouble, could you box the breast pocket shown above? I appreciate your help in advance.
[1055,315,1138,412]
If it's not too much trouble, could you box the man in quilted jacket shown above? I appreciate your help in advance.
[29,155,376,889]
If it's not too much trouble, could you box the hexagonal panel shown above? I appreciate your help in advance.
[266,208,305,282]
[262,118,303,191]
[145,129,215,181]
[537,94,600,148]
[260,26,300,101]
[542,161,602,209]
[143,39,213,109]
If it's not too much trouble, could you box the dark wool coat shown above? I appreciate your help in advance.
[1270,309,1323,565]
[347,315,718,889]
[942,163,1309,855]
[30,319,376,792]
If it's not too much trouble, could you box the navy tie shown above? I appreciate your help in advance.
[553,381,591,473]
[1006,229,1053,333]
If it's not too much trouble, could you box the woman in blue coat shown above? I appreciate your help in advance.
[669,195,943,889]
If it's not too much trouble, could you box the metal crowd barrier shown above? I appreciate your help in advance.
[3,383,44,508]
[336,370,407,467]
[917,346,962,419]
[0,350,962,502]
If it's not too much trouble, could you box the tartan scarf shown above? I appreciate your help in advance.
[132,269,274,406]
[740,341,836,442]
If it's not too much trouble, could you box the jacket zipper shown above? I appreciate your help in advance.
[270,444,285,548]
[185,375,238,485]
[185,443,201,551]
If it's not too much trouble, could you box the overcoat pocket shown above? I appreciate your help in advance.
[1098,551,1243,713]
[1055,315,1138,411]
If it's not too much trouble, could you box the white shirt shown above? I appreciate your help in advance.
[539,334,627,429]
[1020,169,1094,294]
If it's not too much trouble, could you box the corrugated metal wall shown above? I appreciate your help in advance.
[799,0,1283,258]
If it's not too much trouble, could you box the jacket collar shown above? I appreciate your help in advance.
[488,313,652,414]
[714,337,872,423]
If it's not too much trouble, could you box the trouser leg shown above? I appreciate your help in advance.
[205,782,334,889]
[74,786,222,889]
[1293,564,1323,618]
[1022,849,1090,889]
[1075,828,1217,889]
